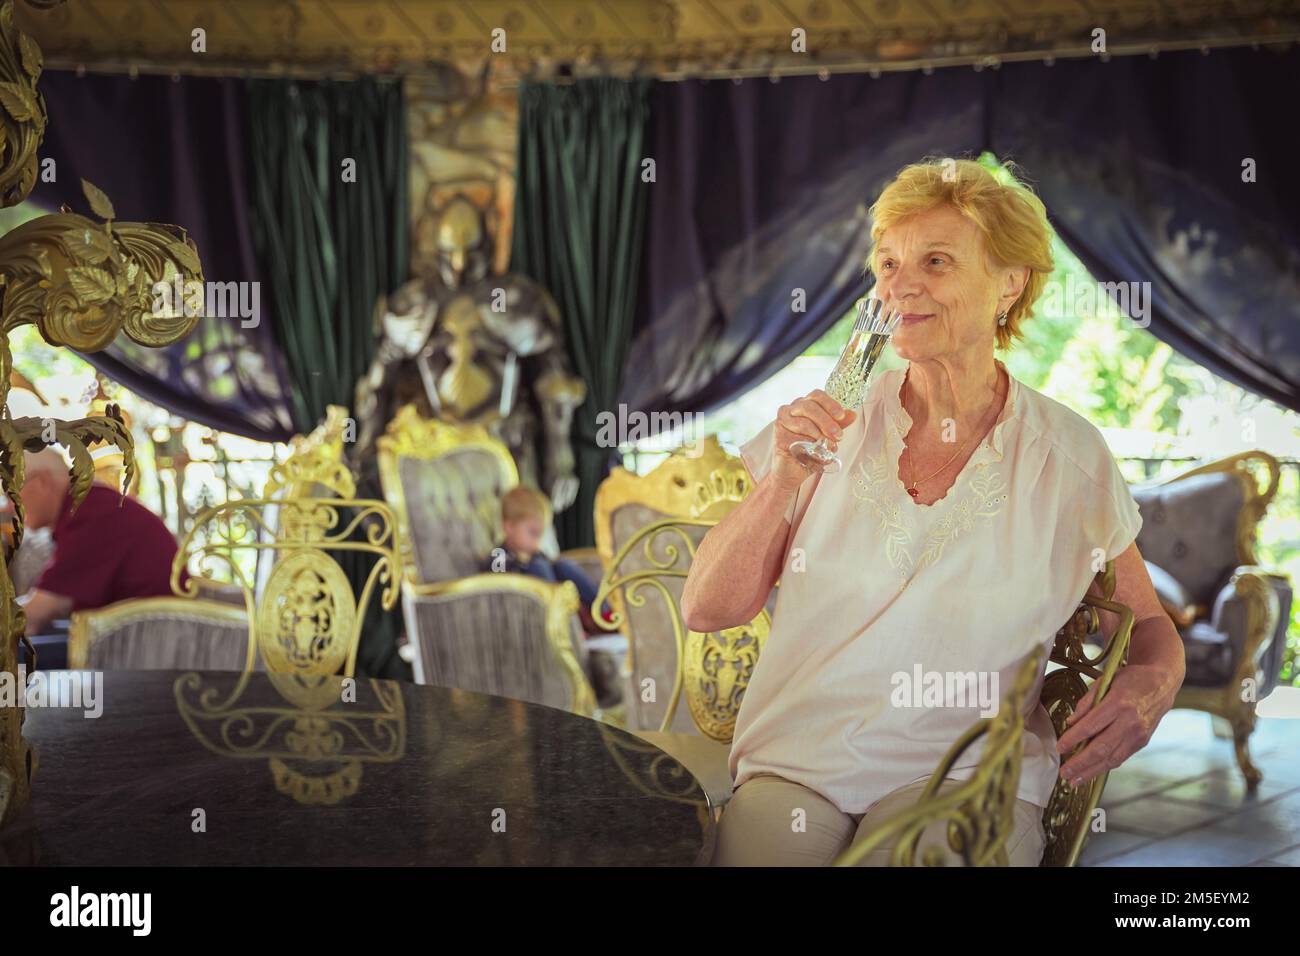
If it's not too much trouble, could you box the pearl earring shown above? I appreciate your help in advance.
[997,312,1008,326]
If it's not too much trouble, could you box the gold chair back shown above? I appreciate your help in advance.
[265,405,357,502]
[594,436,769,738]
[1149,450,1280,567]
[376,403,518,586]
[172,495,400,679]
[1039,561,1135,866]
[254,405,357,599]
[70,409,378,676]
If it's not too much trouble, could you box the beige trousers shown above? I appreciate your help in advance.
[711,773,1046,866]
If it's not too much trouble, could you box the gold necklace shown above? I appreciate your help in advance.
[905,440,969,498]
[903,375,1006,498]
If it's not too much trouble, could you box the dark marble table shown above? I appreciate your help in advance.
[1,670,715,866]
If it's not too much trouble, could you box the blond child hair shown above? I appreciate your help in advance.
[500,484,553,526]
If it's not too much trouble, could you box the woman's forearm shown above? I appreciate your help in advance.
[1126,613,1186,695]
[681,472,799,632]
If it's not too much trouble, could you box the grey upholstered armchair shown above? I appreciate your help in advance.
[376,404,605,716]
[1129,451,1292,787]
[69,597,252,671]
[402,573,595,715]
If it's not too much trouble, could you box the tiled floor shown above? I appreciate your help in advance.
[1080,703,1300,866]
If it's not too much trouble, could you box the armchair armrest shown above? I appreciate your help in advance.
[1209,566,1282,700]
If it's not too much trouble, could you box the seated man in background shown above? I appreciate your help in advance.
[482,485,611,635]
[15,448,183,635]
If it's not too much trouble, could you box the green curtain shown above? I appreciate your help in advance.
[248,77,410,678]
[248,77,408,430]
[509,77,652,549]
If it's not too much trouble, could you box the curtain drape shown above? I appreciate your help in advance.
[987,47,1300,412]
[624,46,1300,420]
[248,76,410,678]
[247,77,409,432]
[34,71,297,442]
[622,68,986,417]
[510,77,652,550]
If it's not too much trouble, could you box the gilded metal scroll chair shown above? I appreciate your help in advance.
[1128,451,1290,787]
[68,413,395,675]
[828,562,1134,867]
[170,489,400,680]
[1038,560,1135,866]
[592,435,775,808]
[254,405,358,597]
[376,403,600,715]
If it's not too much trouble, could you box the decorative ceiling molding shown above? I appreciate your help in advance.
[15,0,1300,79]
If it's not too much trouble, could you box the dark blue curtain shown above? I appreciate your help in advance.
[34,71,297,442]
[987,48,1300,412]
[621,70,984,414]
[624,46,1300,416]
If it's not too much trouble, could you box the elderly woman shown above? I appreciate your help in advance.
[681,158,1186,866]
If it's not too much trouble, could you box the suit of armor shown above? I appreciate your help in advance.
[353,196,585,514]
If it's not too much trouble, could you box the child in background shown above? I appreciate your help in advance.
[482,485,612,635]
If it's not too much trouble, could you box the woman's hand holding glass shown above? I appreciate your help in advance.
[770,390,858,492]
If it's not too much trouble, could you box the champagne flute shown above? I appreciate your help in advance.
[788,296,902,474]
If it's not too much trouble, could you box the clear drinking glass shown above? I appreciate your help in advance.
[788,296,902,475]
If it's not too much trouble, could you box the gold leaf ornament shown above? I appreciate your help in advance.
[77,227,114,264]
[166,239,201,274]
[65,265,116,304]
[17,32,40,79]
[0,80,32,121]
[80,179,116,221]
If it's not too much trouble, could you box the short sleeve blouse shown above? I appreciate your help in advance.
[730,360,1142,813]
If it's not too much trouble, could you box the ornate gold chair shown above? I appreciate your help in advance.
[1128,451,1290,786]
[377,403,518,583]
[592,435,774,806]
[169,491,399,678]
[254,405,357,597]
[1038,560,1135,866]
[376,403,600,716]
[828,562,1134,867]
[68,411,398,677]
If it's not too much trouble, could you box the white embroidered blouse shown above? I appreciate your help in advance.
[731,359,1143,814]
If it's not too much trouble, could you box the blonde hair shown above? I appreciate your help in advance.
[867,156,1054,349]
[501,484,552,525]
